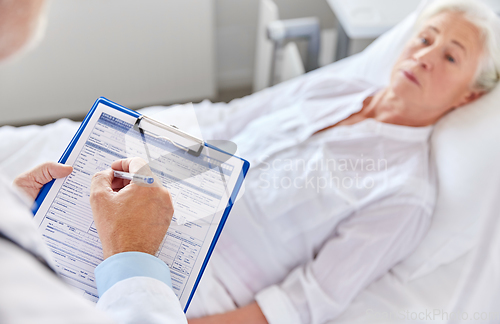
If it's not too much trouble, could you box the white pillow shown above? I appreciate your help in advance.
[318,0,500,281]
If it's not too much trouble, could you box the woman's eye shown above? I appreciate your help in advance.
[446,55,455,63]
[420,37,429,45]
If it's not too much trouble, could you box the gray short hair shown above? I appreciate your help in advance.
[417,0,500,92]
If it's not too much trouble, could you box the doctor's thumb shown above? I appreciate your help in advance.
[43,162,73,180]
[16,162,72,185]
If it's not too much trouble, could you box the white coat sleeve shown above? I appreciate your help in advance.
[94,252,187,324]
[96,277,187,324]
[254,193,434,324]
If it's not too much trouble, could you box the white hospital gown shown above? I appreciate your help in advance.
[187,74,437,324]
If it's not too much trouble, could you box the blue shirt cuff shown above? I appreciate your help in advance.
[94,251,173,297]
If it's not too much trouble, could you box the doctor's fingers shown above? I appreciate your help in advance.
[115,180,172,206]
[111,157,151,175]
[90,169,115,201]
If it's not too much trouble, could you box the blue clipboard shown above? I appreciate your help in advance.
[33,97,250,312]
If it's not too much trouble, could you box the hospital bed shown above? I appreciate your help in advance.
[1,0,500,322]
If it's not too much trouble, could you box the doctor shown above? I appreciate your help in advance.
[0,1,187,323]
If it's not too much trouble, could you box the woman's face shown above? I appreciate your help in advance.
[389,11,484,122]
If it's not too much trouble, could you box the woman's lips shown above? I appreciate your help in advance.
[402,70,420,86]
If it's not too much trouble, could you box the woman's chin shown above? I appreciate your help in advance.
[390,78,421,97]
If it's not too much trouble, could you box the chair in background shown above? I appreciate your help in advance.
[253,0,320,93]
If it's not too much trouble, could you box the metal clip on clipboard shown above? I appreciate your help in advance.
[133,115,204,157]
[133,114,231,223]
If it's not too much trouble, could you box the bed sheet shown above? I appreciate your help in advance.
[331,253,470,323]
[0,119,79,182]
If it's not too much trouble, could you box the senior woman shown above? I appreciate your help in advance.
[187,1,500,324]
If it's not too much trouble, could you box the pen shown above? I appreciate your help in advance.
[113,171,155,185]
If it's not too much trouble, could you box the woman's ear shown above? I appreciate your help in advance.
[455,89,485,108]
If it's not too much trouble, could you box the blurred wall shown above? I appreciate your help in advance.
[0,0,215,125]
[215,0,337,90]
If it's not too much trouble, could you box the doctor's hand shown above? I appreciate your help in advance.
[90,157,174,259]
[13,162,73,201]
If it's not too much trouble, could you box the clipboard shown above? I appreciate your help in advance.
[32,97,250,311]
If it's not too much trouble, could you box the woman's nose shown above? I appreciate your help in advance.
[412,47,435,70]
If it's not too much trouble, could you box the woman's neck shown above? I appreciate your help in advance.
[314,88,435,135]
[362,89,435,127]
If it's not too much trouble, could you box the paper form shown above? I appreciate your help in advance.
[33,103,245,308]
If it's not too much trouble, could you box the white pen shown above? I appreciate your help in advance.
[113,171,155,185]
